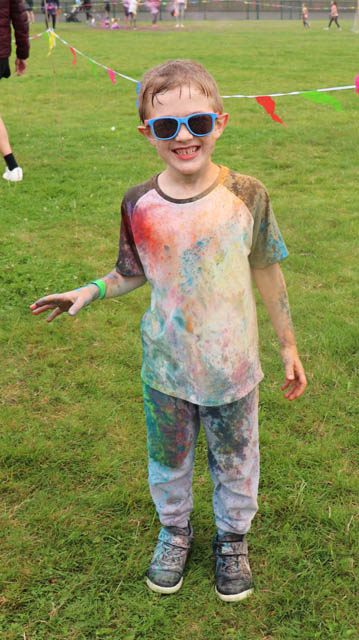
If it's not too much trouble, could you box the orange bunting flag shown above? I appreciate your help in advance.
[255,96,286,127]
[69,47,77,67]
[107,69,116,84]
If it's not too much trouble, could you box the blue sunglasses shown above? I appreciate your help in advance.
[145,112,219,141]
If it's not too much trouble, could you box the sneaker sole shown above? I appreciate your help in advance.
[215,586,254,602]
[146,576,183,594]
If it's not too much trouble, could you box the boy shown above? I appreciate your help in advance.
[30,60,307,602]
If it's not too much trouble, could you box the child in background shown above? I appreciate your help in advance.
[129,0,137,29]
[325,1,341,29]
[146,0,160,28]
[30,59,307,602]
[301,3,310,27]
[41,0,59,30]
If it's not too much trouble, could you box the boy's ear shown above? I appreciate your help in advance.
[214,112,229,140]
[138,125,157,147]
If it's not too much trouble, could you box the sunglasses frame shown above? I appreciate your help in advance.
[144,112,220,141]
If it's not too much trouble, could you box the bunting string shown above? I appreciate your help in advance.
[29,28,359,125]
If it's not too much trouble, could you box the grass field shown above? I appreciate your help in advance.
[0,18,358,640]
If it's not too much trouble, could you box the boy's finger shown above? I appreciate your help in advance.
[68,301,83,316]
[46,306,63,323]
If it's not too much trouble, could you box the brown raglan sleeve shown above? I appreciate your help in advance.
[115,196,145,277]
[248,180,289,269]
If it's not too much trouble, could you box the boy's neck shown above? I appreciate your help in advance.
[157,162,220,200]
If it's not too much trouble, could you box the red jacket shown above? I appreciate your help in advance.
[0,0,29,60]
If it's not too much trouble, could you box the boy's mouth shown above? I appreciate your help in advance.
[172,146,200,159]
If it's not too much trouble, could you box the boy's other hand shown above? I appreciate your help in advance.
[280,345,307,401]
[29,285,99,323]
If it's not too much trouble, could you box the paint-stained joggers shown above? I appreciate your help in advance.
[143,383,259,535]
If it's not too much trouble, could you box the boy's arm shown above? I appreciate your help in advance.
[30,269,146,323]
[252,263,307,401]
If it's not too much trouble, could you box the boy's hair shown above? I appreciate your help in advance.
[138,59,223,123]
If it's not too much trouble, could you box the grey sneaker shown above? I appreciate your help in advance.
[213,532,254,602]
[146,522,193,594]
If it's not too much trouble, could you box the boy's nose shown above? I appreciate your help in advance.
[175,123,194,141]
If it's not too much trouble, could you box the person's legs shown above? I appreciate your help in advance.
[180,4,184,26]
[0,116,23,181]
[144,383,199,593]
[0,116,12,158]
[144,383,200,528]
[200,387,259,536]
[200,388,258,601]
[52,11,56,28]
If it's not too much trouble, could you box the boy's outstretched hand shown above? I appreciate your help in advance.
[30,285,98,323]
[280,345,307,401]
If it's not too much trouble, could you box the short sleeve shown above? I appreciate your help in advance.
[249,186,288,269]
[116,198,145,277]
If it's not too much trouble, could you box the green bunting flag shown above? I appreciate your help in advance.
[302,91,343,112]
[88,59,98,77]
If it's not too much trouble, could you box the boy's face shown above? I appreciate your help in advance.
[138,86,228,180]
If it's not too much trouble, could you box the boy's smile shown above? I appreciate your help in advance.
[138,86,228,196]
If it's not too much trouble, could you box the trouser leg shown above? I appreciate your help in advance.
[143,383,200,529]
[200,387,259,535]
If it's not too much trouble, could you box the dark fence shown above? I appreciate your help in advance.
[34,1,357,23]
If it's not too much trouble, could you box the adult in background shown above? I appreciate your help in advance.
[0,0,29,182]
[25,0,35,23]
[325,1,341,30]
[81,0,92,23]
[122,0,130,27]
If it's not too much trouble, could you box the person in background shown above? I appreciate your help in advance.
[25,0,35,23]
[81,0,92,22]
[175,0,186,28]
[325,1,341,29]
[41,0,59,29]
[146,0,160,28]
[129,0,137,29]
[301,3,310,27]
[122,0,130,27]
[0,0,29,182]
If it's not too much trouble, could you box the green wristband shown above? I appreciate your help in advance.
[90,279,106,300]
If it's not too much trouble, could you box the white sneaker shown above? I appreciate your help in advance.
[2,166,23,182]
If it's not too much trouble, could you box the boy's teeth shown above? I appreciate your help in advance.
[175,147,197,155]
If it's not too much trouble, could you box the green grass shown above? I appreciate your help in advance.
[1,19,358,640]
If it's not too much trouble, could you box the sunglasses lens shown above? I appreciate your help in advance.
[153,118,178,139]
[188,114,214,135]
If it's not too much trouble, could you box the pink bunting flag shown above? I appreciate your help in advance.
[107,68,116,84]
[355,75,359,94]
[255,96,286,127]
[69,47,77,67]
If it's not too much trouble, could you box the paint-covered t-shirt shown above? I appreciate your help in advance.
[116,165,288,406]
